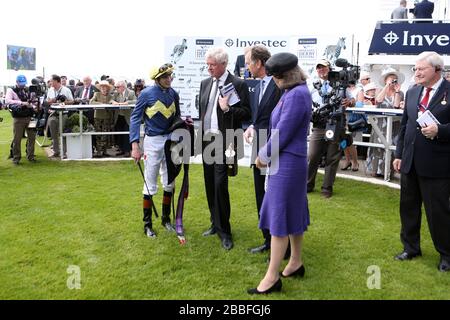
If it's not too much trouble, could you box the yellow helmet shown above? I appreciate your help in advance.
[150,63,175,80]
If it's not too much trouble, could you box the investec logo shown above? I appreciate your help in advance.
[383,31,450,47]
[225,38,287,48]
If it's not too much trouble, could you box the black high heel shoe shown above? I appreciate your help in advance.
[340,162,352,170]
[280,265,305,278]
[247,278,282,295]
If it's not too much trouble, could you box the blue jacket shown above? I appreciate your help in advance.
[129,85,180,143]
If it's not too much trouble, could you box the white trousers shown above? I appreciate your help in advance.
[142,135,174,196]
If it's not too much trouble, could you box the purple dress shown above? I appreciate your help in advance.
[258,83,311,237]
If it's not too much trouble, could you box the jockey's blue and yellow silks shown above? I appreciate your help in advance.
[129,85,180,143]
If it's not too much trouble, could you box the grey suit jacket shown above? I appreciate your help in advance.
[112,89,137,125]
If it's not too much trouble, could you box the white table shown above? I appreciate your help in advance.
[49,104,136,159]
[345,107,403,181]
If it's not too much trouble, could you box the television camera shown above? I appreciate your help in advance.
[311,58,360,142]
[28,77,49,135]
[28,77,47,98]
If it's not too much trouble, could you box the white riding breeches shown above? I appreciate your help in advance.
[142,135,174,196]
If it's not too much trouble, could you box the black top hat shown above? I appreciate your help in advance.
[265,52,298,78]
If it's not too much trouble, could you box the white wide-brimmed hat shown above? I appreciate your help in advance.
[96,80,113,90]
[359,71,371,81]
[363,82,377,92]
[379,67,405,85]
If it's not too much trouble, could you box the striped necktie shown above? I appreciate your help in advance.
[419,87,432,113]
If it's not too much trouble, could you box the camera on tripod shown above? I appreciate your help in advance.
[311,58,360,142]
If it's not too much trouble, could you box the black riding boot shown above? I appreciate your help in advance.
[143,195,156,238]
[162,191,175,232]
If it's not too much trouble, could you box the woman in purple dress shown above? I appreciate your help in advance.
[248,53,311,295]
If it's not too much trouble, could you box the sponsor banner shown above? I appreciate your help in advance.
[166,35,355,118]
[291,35,353,80]
[165,37,220,118]
[369,23,450,55]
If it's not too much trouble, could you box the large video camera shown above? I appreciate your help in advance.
[327,58,360,88]
[311,58,360,142]
[28,78,47,98]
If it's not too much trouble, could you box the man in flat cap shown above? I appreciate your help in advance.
[307,59,353,198]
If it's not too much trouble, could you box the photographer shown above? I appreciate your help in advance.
[46,74,74,158]
[307,59,354,198]
[5,75,38,165]
[366,68,404,177]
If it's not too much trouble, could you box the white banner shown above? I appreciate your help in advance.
[166,35,354,118]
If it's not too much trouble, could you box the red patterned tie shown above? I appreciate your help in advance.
[82,87,89,99]
[419,87,432,113]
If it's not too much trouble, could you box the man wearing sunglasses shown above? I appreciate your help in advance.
[129,63,180,238]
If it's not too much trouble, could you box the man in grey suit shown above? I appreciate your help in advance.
[391,0,408,22]
[243,45,282,254]
[197,47,251,250]
[111,80,137,157]
[393,51,450,272]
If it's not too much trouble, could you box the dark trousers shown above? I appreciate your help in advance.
[203,160,231,240]
[400,166,450,259]
[253,165,271,245]
[115,115,131,153]
[307,127,341,192]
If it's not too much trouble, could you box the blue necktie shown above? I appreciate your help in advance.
[321,81,329,95]
[259,80,265,104]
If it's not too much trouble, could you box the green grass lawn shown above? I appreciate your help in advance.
[0,110,449,300]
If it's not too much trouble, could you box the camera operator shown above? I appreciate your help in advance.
[307,59,354,198]
[46,74,74,158]
[5,75,38,165]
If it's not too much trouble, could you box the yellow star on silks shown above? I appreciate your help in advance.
[145,100,176,119]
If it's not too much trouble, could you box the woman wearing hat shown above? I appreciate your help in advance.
[129,63,180,238]
[248,53,311,295]
[366,68,405,177]
[90,80,114,157]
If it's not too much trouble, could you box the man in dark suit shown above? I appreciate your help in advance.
[233,53,252,79]
[198,47,251,250]
[413,0,434,22]
[233,54,245,77]
[243,45,282,254]
[74,76,99,125]
[393,51,450,272]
